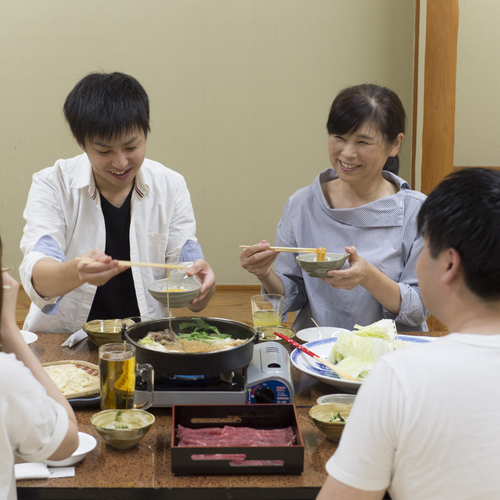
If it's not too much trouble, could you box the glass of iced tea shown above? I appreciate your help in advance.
[251,294,285,328]
[98,343,154,411]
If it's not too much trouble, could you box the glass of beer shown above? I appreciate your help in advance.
[99,343,154,411]
[251,294,285,328]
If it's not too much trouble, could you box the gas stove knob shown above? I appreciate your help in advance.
[254,386,275,404]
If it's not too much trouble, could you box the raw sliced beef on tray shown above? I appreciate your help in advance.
[177,425,296,447]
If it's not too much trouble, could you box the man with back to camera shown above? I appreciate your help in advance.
[20,72,216,333]
[317,168,500,500]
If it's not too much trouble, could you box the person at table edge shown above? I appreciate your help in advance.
[317,168,500,500]
[240,84,429,332]
[20,72,215,333]
[1,240,79,500]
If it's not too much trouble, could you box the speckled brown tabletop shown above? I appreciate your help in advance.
[16,331,446,500]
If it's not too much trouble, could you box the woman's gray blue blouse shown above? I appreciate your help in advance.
[272,168,429,333]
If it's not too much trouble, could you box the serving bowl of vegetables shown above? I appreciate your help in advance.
[291,319,435,392]
[309,402,352,442]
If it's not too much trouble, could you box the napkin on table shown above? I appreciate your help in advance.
[15,463,75,480]
[61,329,88,347]
[15,463,49,480]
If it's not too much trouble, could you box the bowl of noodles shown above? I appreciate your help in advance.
[296,253,349,278]
[148,266,201,308]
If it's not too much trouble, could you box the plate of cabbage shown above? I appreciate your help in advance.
[290,319,436,392]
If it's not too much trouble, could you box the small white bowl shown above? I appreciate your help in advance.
[296,326,349,343]
[20,330,38,345]
[43,432,97,467]
[316,394,356,406]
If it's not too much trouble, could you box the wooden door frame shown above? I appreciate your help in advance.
[412,0,460,331]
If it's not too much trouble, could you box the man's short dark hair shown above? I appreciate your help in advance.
[63,72,150,146]
[417,168,500,300]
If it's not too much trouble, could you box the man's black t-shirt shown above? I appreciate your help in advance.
[87,187,140,321]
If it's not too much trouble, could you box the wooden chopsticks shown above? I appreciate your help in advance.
[239,245,320,254]
[76,258,189,270]
[311,318,328,338]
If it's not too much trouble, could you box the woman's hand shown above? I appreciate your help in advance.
[239,241,278,279]
[240,241,285,295]
[76,249,127,286]
[322,246,370,290]
[323,246,402,315]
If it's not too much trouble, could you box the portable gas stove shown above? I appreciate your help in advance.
[135,341,294,407]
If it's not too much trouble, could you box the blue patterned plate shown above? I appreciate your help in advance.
[291,334,436,392]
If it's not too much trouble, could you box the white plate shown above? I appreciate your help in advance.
[291,335,437,392]
[21,330,38,345]
[296,326,349,343]
[43,432,97,467]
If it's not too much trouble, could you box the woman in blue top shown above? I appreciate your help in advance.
[240,84,429,332]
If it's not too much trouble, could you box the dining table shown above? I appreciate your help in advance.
[16,330,447,500]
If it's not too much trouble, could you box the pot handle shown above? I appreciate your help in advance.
[252,328,261,344]
[120,324,127,340]
[134,363,154,410]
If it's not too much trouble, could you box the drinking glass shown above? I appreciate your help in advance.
[99,343,154,411]
[251,294,285,328]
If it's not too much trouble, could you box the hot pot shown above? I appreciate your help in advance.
[121,317,257,375]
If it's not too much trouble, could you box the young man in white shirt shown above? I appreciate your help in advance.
[20,72,216,332]
[317,168,500,500]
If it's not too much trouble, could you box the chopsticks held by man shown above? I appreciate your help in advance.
[19,72,215,333]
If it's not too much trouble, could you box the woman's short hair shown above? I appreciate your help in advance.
[326,84,406,174]
[63,72,150,146]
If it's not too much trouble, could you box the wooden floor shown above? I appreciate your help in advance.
[16,285,296,329]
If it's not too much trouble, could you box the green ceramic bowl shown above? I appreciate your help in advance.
[256,326,296,345]
[309,402,352,442]
[83,319,124,347]
[91,409,155,449]
[296,253,349,278]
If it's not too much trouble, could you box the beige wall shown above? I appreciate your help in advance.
[454,0,500,167]
[414,0,500,184]
[1,0,415,285]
